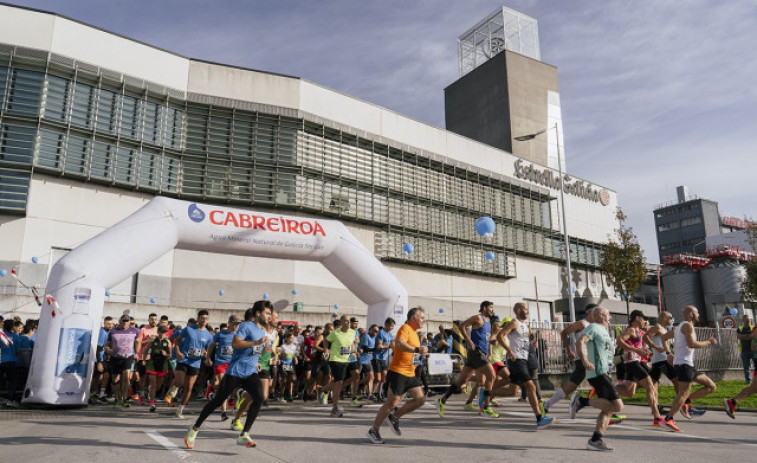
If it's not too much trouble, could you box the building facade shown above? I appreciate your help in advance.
[0,4,627,326]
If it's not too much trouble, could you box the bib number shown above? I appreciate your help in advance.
[282,364,294,373]
[339,346,351,356]
[252,345,263,355]
[221,346,233,357]
[187,347,202,359]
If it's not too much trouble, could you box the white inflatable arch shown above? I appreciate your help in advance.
[23,197,407,406]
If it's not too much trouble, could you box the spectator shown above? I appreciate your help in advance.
[1,319,19,399]
[738,315,754,384]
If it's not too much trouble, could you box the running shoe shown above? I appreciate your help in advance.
[237,433,257,447]
[319,392,329,405]
[569,392,584,419]
[536,415,556,430]
[386,413,401,436]
[680,403,692,419]
[688,407,706,417]
[588,388,597,399]
[122,401,130,408]
[97,394,108,404]
[490,399,501,407]
[652,417,664,427]
[330,408,343,418]
[231,418,243,431]
[367,427,385,444]
[724,398,736,420]
[112,401,119,409]
[436,398,446,418]
[164,394,173,407]
[221,411,229,421]
[587,438,614,451]
[479,407,499,419]
[175,408,185,419]
[184,428,197,450]
[539,401,546,417]
[367,394,377,402]
[132,393,140,401]
[149,405,156,413]
[351,398,362,407]
[664,417,682,433]
[463,402,478,412]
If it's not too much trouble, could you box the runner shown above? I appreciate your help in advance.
[171,310,214,419]
[307,324,331,403]
[644,311,680,415]
[93,316,113,403]
[145,325,172,412]
[660,305,717,432]
[437,301,499,418]
[359,324,379,401]
[104,314,139,408]
[571,305,623,451]
[207,315,241,420]
[184,302,271,449]
[278,332,299,402]
[374,318,396,401]
[615,310,660,425]
[497,302,555,429]
[135,313,159,405]
[345,317,363,406]
[724,320,757,418]
[320,314,355,417]
[367,307,429,444]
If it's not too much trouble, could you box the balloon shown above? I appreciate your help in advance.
[730,307,738,316]
[218,289,225,296]
[262,293,269,300]
[0,269,6,277]
[291,289,298,295]
[402,243,414,254]
[31,256,38,264]
[105,290,111,297]
[475,216,496,237]
[439,308,444,313]
[334,304,339,310]
[485,251,495,262]
[149,297,157,304]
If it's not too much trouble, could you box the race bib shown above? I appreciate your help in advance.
[412,353,422,364]
[187,347,202,358]
[252,345,263,355]
[221,346,234,357]
[521,339,530,349]
[339,346,351,356]
[282,364,294,373]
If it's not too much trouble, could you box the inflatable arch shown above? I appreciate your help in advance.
[23,197,408,406]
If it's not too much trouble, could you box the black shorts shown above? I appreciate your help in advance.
[311,360,330,376]
[649,360,676,382]
[374,359,389,372]
[175,362,200,377]
[348,361,360,372]
[569,359,586,385]
[329,361,349,382]
[109,356,134,374]
[258,368,271,380]
[506,358,533,385]
[588,374,620,401]
[359,362,374,375]
[674,364,702,383]
[465,348,490,370]
[624,361,649,382]
[386,370,422,397]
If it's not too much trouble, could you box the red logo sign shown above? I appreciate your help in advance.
[209,211,326,236]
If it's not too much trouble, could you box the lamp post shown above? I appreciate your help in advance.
[515,123,576,324]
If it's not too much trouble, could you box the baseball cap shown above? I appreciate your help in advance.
[120,314,130,322]
[228,314,242,323]
[158,325,168,333]
[349,317,358,323]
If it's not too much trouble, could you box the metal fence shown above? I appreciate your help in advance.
[532,322,743,375]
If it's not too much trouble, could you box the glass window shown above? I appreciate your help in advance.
[64,135,89,175]
[95,89,118,134]
[70,82,95,129]
[0,66,8,111]
[90,141,113,180]
[114,146,135,183]
[119,94,138,139]
[35,128,64,169]
[42,75,70,123]
[0,168,30,212]
[6,69,44,117]
[0,124,36,165]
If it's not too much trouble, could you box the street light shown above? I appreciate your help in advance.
[515,123,576,324]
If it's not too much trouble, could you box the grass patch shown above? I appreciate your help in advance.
[622,380,757,409]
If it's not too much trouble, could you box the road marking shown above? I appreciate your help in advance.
[145,430,200,463]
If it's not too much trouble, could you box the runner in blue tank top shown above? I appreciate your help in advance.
[436,301,499,418]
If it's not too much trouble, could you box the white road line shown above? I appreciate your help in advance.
[145,430,200,463]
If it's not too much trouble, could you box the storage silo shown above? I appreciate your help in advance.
[700,260,746,323]
[662,268,705,321]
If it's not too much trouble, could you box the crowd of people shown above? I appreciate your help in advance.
[2,301,756,452]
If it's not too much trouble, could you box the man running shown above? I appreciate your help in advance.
[616,310,660,425]
[374,318,396,401]
[644,311,679,414]
[184,302,271,449]
[135,313,159,404]
[105,314,139,408]
[145,325,172,412]
[207,315,240,420]
[498,302,555,429]
[170,310,214,419]
[660,305,717,432]
[436,301,499,418]
[367,307,428,444]
[571,305,623,451]
[724,321,757,418]
[320,314,355,417]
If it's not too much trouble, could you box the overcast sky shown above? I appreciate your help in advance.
[8,0,757,262]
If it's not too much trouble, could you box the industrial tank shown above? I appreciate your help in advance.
[662,268,705,321]
[700,261,746,323]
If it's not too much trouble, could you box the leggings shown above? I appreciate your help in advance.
[194,373,263,433]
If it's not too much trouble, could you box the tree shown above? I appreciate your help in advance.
[600,208,647,318]
[742,220,757,301]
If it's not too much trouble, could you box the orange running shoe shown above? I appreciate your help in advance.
[588,388,596,399]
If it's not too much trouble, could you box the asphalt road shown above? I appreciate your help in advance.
[1,395,755,463]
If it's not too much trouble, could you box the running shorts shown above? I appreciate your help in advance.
[569,359,586,385]
[624,361,649,382]
[674,364,703,383]
[649,360,677,383]
[587,374,620,401]
[386,370,421,397]
[506,358,533,385]
[329,361,349,382]
[465,348,490,370]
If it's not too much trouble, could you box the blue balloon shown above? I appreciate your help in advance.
[475,216,496,237]
[105,290,111,297]
[0,269,6,277]
[402,243,414,254]
[31,256,38,264]
[263,293,269,300]
[218,289,225,296]
[291,289,298,295]
[149,297,157,304]
[334,304,339,310]
[439,308,444,313]
[485,251,495,262]
[730,307,738,316]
